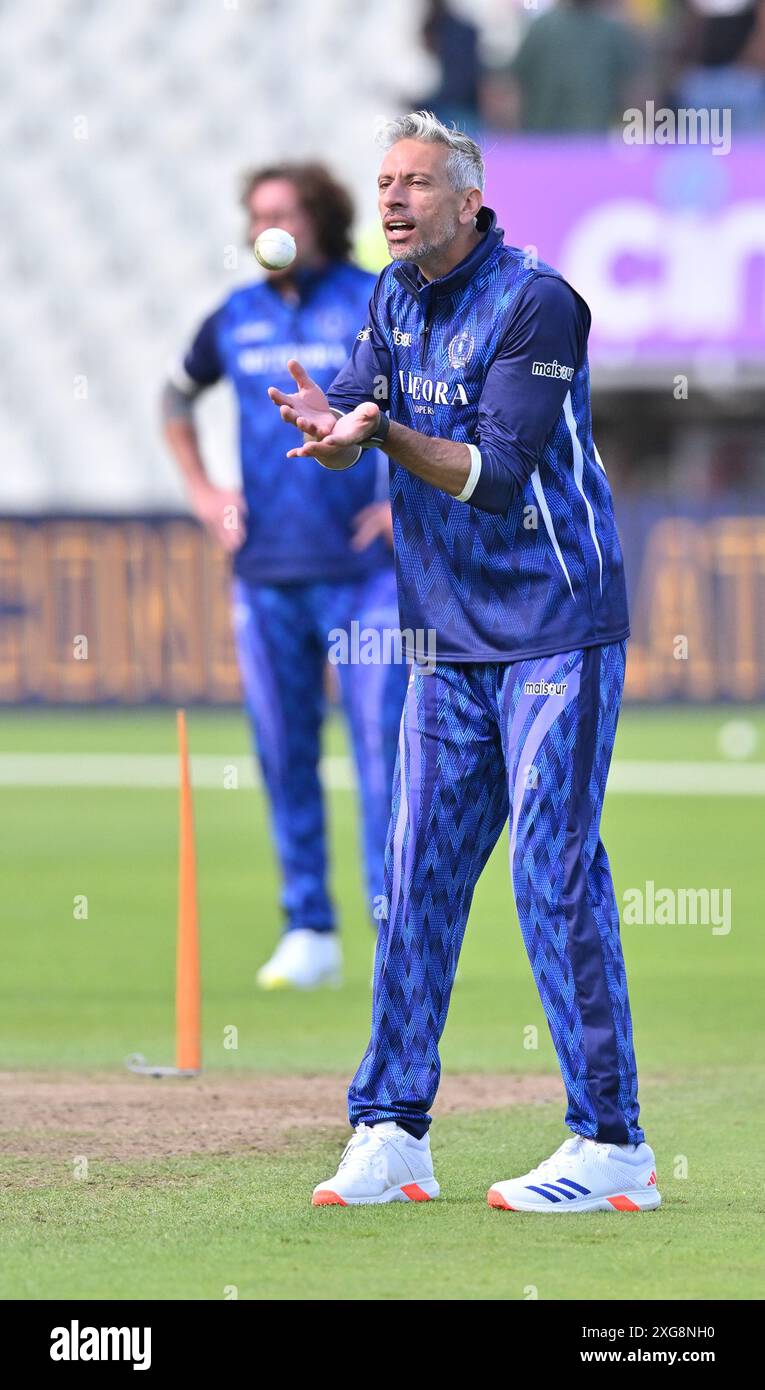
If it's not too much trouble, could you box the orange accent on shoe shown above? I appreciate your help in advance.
[312,1189,347,1206]
[401,1182,432,1201]
[648,1170,656,1186]
[607,1194,641,1211]
[487,1188,516,1210]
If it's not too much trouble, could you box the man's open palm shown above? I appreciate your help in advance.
[267,359,337,440]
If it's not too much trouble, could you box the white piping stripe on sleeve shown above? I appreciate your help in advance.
[593,442,607,474]
[455,444,482,502]
[167,357,199,395]
[563,391,603,596]
[530,465,575,600]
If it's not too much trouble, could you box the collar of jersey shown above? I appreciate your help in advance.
[391,206,503,304]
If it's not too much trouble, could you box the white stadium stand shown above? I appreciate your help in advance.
[0,0,435,511]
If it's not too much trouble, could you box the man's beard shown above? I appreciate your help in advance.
[387,209,460,265]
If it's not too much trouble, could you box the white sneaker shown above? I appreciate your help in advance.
[312,1122,440,1206]
[256,929,342,990]
[488,1135,661,1213]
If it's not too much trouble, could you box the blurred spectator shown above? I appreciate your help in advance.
[412,0,484,132]
[671,0,765,132]
[482,0,647,133]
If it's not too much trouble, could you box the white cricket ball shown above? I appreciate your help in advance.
[253,227,297,270]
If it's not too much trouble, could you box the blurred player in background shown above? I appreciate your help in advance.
[161,163,408,990]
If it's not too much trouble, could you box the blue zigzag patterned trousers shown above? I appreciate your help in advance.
[348,641,644,1144]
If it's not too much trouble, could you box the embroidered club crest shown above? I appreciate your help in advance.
[448,329,475,369]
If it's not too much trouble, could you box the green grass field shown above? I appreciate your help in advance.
[1,705,763,1301]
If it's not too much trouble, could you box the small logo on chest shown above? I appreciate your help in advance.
[393,326,413,346]
[232,320,274,343]
[448,329,475,368]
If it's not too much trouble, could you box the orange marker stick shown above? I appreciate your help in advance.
[175,709,201,1072]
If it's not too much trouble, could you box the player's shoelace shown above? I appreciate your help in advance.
[531,1136,612,1178]
[337,1124,395,1174]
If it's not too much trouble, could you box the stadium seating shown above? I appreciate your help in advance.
[0,0,433,509]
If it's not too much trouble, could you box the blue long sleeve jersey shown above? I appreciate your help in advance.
[174,262,389,585]
[327,208,630,662]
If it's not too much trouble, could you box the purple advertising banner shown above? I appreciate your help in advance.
[486,140,765,363]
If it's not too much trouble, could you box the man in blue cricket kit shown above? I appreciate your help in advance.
[268,113,661,1212]
[162,163,409,990]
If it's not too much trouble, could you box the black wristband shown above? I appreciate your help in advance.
[360,411,390,450]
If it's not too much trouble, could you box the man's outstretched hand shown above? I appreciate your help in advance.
[267,359,337,440]
[268,358,381,466]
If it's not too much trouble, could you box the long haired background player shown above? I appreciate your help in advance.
[268,112,662,1213]
[162,163,409,990]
